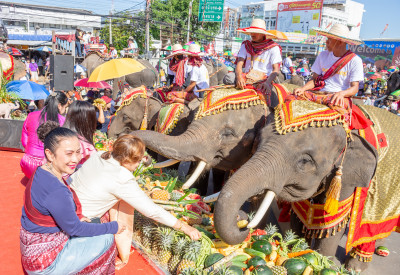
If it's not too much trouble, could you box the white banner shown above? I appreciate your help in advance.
[215,34,224,53]
[231,41,241,55]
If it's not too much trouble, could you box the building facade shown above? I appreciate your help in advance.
[237,0,364,57]
[0,1,101,48]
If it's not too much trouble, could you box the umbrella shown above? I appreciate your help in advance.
[6,80,49,100]
[35,46,52,52]
[74,78,111,89]
[163,45,172,51]
[368,73,382,79]
[380,70,388,74]
[388,68,396,73]
[74,64,87,74]
[183,45,189,50]
[7,47,22,56]
[296,68,309,73]
[223,51,232,56]
[266,30,288,40]
[88,58,146,82]
[391,89,400,96]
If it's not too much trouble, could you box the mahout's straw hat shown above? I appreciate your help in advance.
[165,44,186,59]
[237,19,278,39]
[313,23,363,45]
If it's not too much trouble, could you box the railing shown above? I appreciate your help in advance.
[51,31,75,56]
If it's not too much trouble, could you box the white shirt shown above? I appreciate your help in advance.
[311,50,364,93]
[83,34,90,44]
[186,64,209,93]
[282,57,293,74]
[237,43,282,75]
[69,152,178,227]
[110,49,118,59]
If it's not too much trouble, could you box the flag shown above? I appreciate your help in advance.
[356,22,360,28]
[380,24,389,35]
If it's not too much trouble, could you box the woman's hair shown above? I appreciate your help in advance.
[37,121,78,158]
[40,91,68,123]
[63,101,97,145]
[102,134,145,165]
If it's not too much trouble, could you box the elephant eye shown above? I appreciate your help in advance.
[296,154,315,172]
[123,114,130,122]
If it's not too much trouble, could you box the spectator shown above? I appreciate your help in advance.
[96,96,113,133]
[25,59,31,80]
[108,44,118,59]
[75,28,83,57]
[37,57,44,76]
[282,52,294,80]
[29,59,39,82]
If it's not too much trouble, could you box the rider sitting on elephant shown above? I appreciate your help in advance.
[291,23,364,121]
[225,19,282,92]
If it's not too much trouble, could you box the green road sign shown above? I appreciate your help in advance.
[198,0,225,22]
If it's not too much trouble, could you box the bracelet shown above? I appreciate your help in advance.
[175,220,184,231]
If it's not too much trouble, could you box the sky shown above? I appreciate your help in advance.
[8,0,400,40]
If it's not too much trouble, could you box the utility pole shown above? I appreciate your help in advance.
[145,0,151,57]
[186,0,193,43]
[109,0,114,44]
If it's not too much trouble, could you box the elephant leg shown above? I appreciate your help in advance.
[289,213,305,239]
[313,228,346,257]
[345,240,375,273]
[345,257,370,273]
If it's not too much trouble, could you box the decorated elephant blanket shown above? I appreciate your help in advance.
[274,99,400,260]
[195,87,267,120]
[0,52,14,80]
[155,103,184,135]
[115,86,148,115]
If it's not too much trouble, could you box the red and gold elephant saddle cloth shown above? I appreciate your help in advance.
[155,103,184,135]
[195,87,267,120]
[115,86,148,115]
[279,101,400,255]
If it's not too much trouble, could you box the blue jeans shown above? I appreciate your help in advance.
[283,72,292,80]
[27,234,114,275]
[76,41,82,57]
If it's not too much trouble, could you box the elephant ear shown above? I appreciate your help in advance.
[340,132,378,192]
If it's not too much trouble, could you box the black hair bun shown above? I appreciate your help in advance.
[37,121,60,143]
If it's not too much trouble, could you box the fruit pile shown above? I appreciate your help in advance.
[93,131,114,151]
[130,163,362,275]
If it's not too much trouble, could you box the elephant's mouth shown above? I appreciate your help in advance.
[280,183,318,202]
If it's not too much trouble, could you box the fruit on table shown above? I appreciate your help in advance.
[252,240,273,256]
[302,266,313,275]
[375,246,390,256]
[194,226,215,240]
[154,227,174,264]
[237,220,249,228]
[232,260,248,269]
[244,248,267,259]
[275,256,288,266]
[151,189,170,201]
[204,253,225,268]
[227,265,245,275]
[176,241,202,274]
[271,265,288,275]
[251,265,273,275]
[95,142,104,149]
[283,258,307,275]
[318,268,338,275]
[301,253,318,267]
[168,236,188,274]
[247,256,267,269]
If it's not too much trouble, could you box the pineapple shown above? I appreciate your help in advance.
[265,223,279,235]
[151,189,170,201]
[170,191,183,201]
[283,229,298,243]
[141,223,155,249]
[155,227,175,265]
[168,236,188,274]
[271,266,288,275]
[176,241,202,274]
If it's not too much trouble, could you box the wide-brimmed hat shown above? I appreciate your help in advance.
[237,19,278,39]
[185,44,205,56]
[313,23,363,45]
[165,44,186,59]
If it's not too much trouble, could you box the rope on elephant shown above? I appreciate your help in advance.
[209,66,225,78]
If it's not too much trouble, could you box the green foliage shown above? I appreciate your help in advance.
[150,0,221,43]
[100,11,146,53]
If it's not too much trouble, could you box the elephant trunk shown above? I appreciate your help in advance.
[214,145,286,245]
[131,125,208,162]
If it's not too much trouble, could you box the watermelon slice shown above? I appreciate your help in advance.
[188,193,202,200]
[196,201,211,212]
[185,204,203,214]
[376,246,390,257]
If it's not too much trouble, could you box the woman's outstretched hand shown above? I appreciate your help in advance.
[174,220,201,241]
[117,221,127,234]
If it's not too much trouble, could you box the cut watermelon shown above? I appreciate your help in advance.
[188,193,202,200]
[185,204,203,214]
[196,201,211,212]
[375,246,390,257]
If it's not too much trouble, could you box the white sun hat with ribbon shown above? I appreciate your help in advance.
[184,43,206,56]
[165,44,187,59]
[313,23,363,45]
[237,19,278,39]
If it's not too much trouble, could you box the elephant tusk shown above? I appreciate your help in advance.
[203,192,220,203]
[153,159,180,169]
[182,161,207,189]
[247,191,275,229]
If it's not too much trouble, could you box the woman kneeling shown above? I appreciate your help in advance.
[20,122,125,274]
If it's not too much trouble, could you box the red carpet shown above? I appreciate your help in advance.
[0,151,162,275]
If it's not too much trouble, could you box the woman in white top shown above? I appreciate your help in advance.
[69,134,201,240]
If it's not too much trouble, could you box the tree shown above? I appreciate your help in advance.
[100,11,146,53]
[150,0,220,44]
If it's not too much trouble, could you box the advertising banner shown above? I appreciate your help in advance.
[348,40,400,70]
[276,0,323,35]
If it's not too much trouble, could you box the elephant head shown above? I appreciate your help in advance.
[81,52,105,77]
[214,111,378,245]
[108,95,163,138]
[387,71,400,95]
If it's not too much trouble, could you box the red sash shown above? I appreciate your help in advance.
[187,56,203,67]
[241,39,282,69]
[24,168,83,227]
[313,50,356,91]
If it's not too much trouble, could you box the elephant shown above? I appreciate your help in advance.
[81,52,158,99]
[0,101,20,118]
[387,71,400,95]
[204,59,229,87]
[213,102,400,272]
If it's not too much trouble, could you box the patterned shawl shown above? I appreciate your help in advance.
[243,38,282,57]
[187,56,203,67]
[313,50,357,91]
[169,57,187,87]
